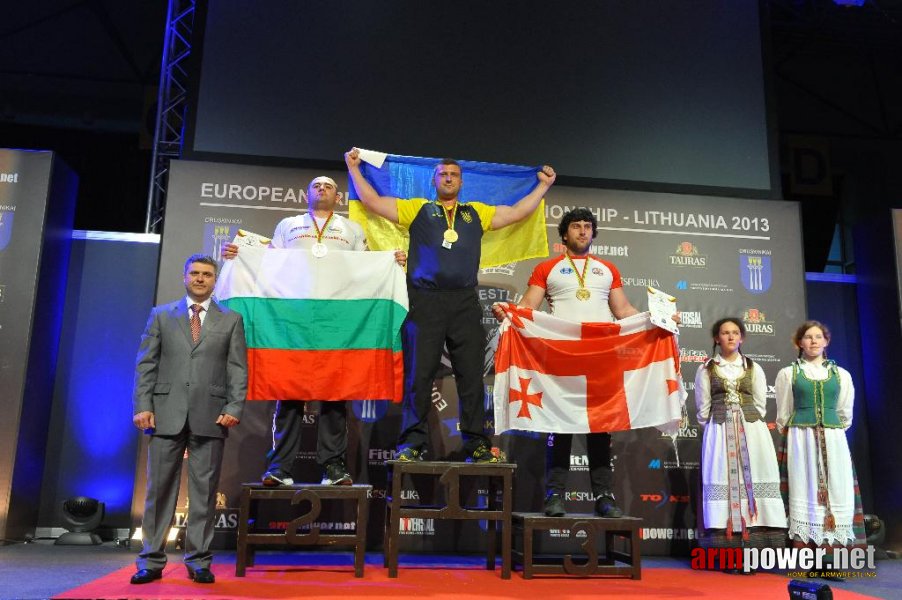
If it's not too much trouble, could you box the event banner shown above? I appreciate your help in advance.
[0,149,77,541]
[152,159,804,555]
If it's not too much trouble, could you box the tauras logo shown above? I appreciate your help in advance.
[661,424,698,438]
[742,308,775,336]
[669,241,708,268]
[0,172,19,183]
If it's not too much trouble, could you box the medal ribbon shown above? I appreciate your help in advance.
[311,212,334,244]
[443,203,458,234]
[565,254,591,291]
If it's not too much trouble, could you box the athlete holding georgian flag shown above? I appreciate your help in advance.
[492,208,676,518]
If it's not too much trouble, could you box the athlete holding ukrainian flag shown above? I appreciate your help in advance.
[346,147,555,463]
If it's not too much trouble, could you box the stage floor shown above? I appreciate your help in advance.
[0,540,897,599]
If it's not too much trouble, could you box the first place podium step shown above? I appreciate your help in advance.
[236,483,371,577]
[383,460,517,578]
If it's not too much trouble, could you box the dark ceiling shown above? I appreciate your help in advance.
[0,0,901,240]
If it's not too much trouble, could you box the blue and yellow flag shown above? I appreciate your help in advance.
[348,153,548,269]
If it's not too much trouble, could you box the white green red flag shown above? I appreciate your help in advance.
[493,306,685,434]
[215,246,408,402]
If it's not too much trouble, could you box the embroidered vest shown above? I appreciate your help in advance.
[706,358,761,424]
[787,361,844,428]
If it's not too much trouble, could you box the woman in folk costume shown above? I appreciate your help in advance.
[775,320,865,551]
[695,317,787,552]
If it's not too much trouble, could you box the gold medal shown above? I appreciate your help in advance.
[566,253,593,302]
[443,229,459,243]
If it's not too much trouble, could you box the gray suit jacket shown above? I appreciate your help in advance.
[133,298,248,437]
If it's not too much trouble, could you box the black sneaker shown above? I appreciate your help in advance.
[466,444,507,463]
[261,470,294,487]
[594,495,623,518]
[395,447,425,462]
[321,461,353,485]
[544,493,566,517]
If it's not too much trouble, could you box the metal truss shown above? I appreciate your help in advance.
[145,0,196,233]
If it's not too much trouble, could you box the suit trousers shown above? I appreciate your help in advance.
[137,425,225,572]
[398,287,488,455]
[546,432,615,499]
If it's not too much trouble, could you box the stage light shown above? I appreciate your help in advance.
[833,0,866,6]
[55,496,105,545]
[864,513,885,545]
[788,579,831,600]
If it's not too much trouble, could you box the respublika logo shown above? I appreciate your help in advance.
[0,207,14,251]
[353,399,389,423]
[622,276,660,288]
[739,249,772,294]
[691,546,877,577]
[669,241,707,268]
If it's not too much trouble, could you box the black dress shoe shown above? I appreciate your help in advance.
[130,568,162,584]
[189,568,215,584]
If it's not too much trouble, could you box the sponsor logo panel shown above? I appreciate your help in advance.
[678,311,703,329]
[669,242,708,268]
[739,249,772,294]
[742,307,775,336]
[0,208,15,251]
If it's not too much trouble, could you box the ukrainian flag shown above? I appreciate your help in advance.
[348,152,548,269]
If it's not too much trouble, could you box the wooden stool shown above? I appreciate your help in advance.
[236,483,371,577]
[383,460,516,578]
[512,512,642,579]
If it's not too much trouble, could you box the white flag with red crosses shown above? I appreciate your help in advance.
[493,307,686,434]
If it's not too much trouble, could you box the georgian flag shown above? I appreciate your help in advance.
[493,306,686,434]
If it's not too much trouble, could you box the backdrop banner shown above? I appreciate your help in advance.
[148,159,804,555]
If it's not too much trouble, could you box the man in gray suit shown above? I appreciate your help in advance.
[130,254,247,585]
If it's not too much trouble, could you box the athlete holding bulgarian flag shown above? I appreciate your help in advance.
[220,175,406,489]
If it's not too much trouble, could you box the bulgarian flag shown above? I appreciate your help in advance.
[347,148,548,268]
[215,246,408,402]
[494,306,686,434]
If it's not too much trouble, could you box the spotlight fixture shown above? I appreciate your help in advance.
[788,579,832,600]
[55,496,105,545]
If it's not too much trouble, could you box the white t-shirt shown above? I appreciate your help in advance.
[270,213,366,251]
[527,254,622,322]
